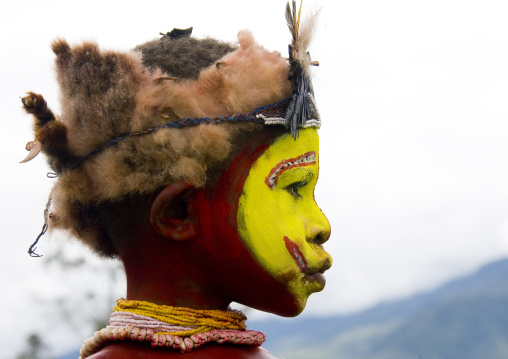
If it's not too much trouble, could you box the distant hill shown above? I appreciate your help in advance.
[253,257,508,359]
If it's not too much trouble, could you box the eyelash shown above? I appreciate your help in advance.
[286,181,308,199]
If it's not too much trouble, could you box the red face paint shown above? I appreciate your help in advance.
[264,151,316,189]
[283,236,308,273]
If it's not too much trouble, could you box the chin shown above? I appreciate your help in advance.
[248,291,308,317]
[267,304,306,318]
[285,295,309,317]
[276,291,310,317]
[240,281,324,317]
[284,282,326,317]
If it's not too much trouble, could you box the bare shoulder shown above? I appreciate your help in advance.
[88,342,279,359]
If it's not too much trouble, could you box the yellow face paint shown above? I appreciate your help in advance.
[237,128,332,312]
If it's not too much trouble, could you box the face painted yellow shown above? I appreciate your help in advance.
[237,128,332,312]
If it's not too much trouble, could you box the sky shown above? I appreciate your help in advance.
[1,0,508,357]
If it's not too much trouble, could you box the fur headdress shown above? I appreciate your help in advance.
[21,1,320,256]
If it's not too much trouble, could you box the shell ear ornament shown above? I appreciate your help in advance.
[20,140,41,163]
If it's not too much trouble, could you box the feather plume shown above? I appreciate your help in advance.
[285,1,296,41]
[284,0,320,139]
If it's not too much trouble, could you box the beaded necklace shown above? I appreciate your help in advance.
[79,299,265,358]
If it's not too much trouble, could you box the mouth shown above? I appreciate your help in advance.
[304,258,332,287]
[283,237,332,287]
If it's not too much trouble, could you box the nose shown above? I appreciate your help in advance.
[311,228,330,245]
[307,206,331,245]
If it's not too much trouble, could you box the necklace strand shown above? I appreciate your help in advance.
[114,299,247,335]
[79,299,265,358]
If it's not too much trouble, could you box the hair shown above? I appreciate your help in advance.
[31,30,293,256]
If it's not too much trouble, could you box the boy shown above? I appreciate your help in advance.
[21,3,332,357]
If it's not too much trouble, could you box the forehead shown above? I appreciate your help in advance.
[205,128,319,210]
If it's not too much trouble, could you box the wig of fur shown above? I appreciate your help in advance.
[22,12,317,255]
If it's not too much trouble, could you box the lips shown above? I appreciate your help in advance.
[305,257,332,287]
[283,236,331,289]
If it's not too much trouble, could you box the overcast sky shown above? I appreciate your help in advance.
[2,0,508,357]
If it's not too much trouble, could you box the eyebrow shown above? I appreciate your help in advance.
[265,151,316,189]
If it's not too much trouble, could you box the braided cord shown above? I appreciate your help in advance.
[66,98,291,173]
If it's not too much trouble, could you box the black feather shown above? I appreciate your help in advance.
[284,1,319,139]
[161,27,194,40]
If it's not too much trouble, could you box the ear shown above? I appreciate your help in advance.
[150,182,196,241]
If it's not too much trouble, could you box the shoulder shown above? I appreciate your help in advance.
[87,342,279,359]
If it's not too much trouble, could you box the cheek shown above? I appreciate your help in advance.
[192,142,270,260]
[238,184,305,279]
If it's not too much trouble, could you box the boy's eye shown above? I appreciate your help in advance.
[286,181,308,199]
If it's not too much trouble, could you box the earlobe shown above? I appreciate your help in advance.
[150,182,196,241]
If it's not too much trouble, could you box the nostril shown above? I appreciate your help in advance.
[310,230,330,245]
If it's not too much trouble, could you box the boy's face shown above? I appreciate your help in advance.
[192,128,332,315]
[237,128,332,311]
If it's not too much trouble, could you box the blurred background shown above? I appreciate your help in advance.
[1,0,508,358]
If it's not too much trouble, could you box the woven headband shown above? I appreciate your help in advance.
[66,93,320,173]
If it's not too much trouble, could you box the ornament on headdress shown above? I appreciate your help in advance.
[284,0,321,139]
[161,27,194,40]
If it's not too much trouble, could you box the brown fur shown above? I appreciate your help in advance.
[135,36,236,79]
[25,30,297,255]
[154,31,292,118]
[52,39,151,156]
[21,92,75,172]
[22,92,56,127]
